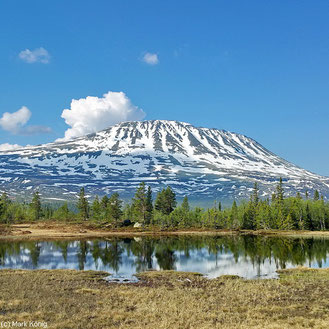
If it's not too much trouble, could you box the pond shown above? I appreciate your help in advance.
[1,235,329,279]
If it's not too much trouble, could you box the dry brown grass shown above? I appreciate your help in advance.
[0,267,329,328]
[0,225,12,236]
[2,222,329,241]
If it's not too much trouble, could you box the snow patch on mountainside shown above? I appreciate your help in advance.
[0,120,328,202]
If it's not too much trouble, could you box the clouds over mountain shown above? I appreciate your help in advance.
[0,143,23,151]
[59,91,146,141]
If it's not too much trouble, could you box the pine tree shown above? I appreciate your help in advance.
[252,182,259,206]
[281,212,294,230]
[255,200,271,230]
[181,196,190,212]
[132,182,147,223]
[101,195,109,210]
[304,204,314,230]
[77,187,89,220]
[60,202,70,220]
[319,197,326,230]
[123,203,133,221]
[274,178,286,228]
[155,187,177,215]
[314,190,320,201]
[165,186,177,214]
[0,192,10,222]
[0,192,9,206]
[30,191,42,220]
[91,196,102,220]
[230,200,239,229]
[44,205,53,219]
[145,186,153,225]
[54,202,70,221]
[108,193,123,223]
[155,189,165,213]
[218,201,222,212]
[276,178,284,205]
[242,201,256,230]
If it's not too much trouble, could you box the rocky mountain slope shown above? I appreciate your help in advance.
[0,120,328,203]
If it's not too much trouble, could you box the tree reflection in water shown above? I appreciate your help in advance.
[0,236,329,276]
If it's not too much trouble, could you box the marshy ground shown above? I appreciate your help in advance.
[0,268,328,328]
[1,222,329,241]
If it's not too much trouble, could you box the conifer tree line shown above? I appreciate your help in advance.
[0,179,328,231]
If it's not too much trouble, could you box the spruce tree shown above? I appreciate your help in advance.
[304,204,314,230]
[252,182,259,205]
[276,178,284,204]
[164,186,177,214]
[132,182,147,223]
[91,196,102,220]
[242,202,256,230]
[155,189,165,213]
[181,196,190,212]
[30,191,41,221]
[60,202,70,220]
[281,212,294,230]
[0,192,10,221]
[108,192,123,223]
[123,203,133,221]
[230,200,239,229]
[319,197,326,230]
[101,195,109,210]
[314,190,320,201]
[255,200,271,230]
[54,202,70,221]
[145,186,153,225]
[155,187,177,215]
[77,187,89,220]
[274,178,285,228]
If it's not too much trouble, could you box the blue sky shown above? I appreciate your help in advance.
[0,0,329,175]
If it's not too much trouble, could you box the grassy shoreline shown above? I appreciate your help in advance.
[1,221,329,241]
[0,268,328,328]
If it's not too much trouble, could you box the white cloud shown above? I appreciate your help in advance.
[0,106,52,135]
[0,143,23,151]
[59,91,146,141]
[0,106,31,133]
[18,47,50,64]
[142,52,159,65]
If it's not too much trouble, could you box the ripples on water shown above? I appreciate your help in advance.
[1,235,329,279]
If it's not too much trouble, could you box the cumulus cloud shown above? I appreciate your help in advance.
[0,143,23,151]
[18,47,50,64]
[142,52,159,65]
[59,91,146,141]
[0,106,31,133]
[0,106,52,135]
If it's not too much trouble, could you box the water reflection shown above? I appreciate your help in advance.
[1,236,329,279]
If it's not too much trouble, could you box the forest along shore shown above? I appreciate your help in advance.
[1,179,329,232]
[1,222,329,241]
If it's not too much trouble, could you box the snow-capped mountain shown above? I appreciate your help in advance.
[0,120,328,203]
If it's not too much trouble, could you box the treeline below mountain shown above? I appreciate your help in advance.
[0,178,328,231]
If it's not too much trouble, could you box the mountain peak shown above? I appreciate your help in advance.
[0,120,328,202]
